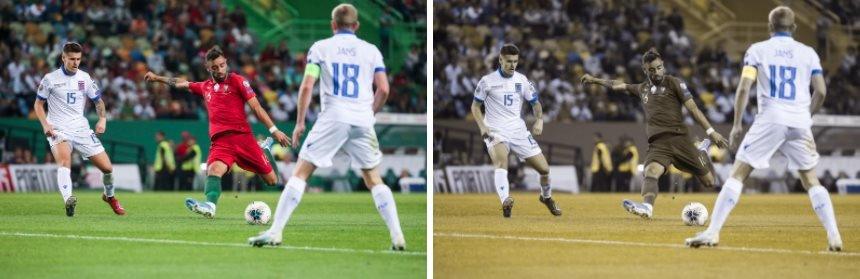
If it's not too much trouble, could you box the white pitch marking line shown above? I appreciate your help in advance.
[0,231,425,257]
[435,232,858,257]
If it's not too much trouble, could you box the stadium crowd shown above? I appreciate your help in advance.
[433,0,860,123]
[0,0,427,123]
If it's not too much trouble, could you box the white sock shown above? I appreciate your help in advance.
[808,185,842,242]
[268,177,306,233]
[540,175,551,198]
[705,178,743,235]
[103,172,115,197]
[371,185,404,242]
[494,169,509,203]
[57,167,72,202]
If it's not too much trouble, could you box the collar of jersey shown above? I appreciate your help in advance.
[335,29,355,36]
[772,31,792,38]
[60,66,75,76]
[497,69,513,79]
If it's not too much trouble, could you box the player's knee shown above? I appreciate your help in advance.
[644,164,663,178]
[537,166,549,176]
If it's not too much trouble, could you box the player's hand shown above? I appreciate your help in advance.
[580,74,594,85]
[95,119,106,135]
[729,125,744,152]
[43,124,55,138]
[291,124,305,148]
[709,131,728,149]
[532,119,544,136]
[144,71,157,82]
[273,130,290,147]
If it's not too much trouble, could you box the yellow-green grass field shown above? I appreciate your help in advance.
[435,193,860,278]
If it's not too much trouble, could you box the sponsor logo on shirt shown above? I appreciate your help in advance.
[515,83,522,93]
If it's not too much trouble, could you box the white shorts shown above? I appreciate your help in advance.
[46,129,105,158]
[298,120,382,169]
[736,121,819,170]
[484,131,542,161]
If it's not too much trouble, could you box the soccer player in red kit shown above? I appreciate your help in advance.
[145,46,290,218]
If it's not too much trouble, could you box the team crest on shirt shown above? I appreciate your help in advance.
[515,83,522,93]
[78,81,85,91]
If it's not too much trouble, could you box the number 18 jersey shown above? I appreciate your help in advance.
[307,31,385,128]
[744,34,822,128]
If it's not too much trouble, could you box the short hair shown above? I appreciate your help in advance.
[206,45,224,61]
[768,6,795,33]
[63,42,82,54]
[332,4,358,29]
[642,48,662,65]
[500,44,520,56]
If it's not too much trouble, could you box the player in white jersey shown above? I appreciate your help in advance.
[249,4,406,250]
[686,6,843,251]
[472,44,562,218]
[34,42,125,217]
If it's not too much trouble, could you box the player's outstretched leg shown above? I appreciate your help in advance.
[686,162,753,248]
[259,137,282,185]
[187,162,227,218]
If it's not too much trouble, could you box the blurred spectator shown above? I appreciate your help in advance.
[153,131,175,191]
[590,133,612,192]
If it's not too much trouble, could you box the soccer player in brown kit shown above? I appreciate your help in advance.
[581,48,728,218]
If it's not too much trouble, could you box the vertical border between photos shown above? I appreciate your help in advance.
[425,0,434,278]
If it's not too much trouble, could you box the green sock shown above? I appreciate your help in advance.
[205,176,222,204]
[262,148,281,186]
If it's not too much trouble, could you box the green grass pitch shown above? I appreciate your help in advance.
[434,193,860,278]
[0,192,426,278]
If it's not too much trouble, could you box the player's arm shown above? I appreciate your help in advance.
[531,101,543,135]
[372,71,390,113]
[144,71,190,89]
[580,73,630,93]
[246,97,290,147]
[33,98,54,137]
[730,65,757,151]
[471,98,490,138]
[810,74,827,114]
[93,98,107,135]
[683,98,727,148]
[292,64,319,147]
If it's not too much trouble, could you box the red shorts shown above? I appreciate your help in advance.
[207,132,273,175]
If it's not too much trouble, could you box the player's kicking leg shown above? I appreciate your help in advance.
[488,142,514,218]
[622,162,663,219]
[524,154,561,216]
[89,151,125,215]
[51,141,76,217]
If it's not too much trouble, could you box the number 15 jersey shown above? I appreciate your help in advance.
[744,33,822,128]
[307,31,385,128]
[474,70,538,139]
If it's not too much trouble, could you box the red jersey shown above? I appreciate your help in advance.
[188,72,256,138]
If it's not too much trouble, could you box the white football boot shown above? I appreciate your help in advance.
[248,230,283,247]
[685,231,720,248]
[185,198,217,218]
[622,199,653,219]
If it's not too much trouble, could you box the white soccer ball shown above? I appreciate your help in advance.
[681,202,709,226]
[244,201,271,225]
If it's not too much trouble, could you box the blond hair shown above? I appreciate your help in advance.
[768,6,795,33]
[332,3,358,29]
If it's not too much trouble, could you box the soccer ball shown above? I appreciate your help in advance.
[244,201,271,225]
[681,202,709,226]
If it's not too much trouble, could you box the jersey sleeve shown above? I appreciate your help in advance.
[674,78,693,102]
[306,43,322,66]
[188,81,205,97]
[810,49,823,77]
[36,76,50,100]
[373,46,386,74]
[742,46,760,68]
[523,79,539,105]
[234,75,256,101]
[87,77,101,101]
[473,77,488,102]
